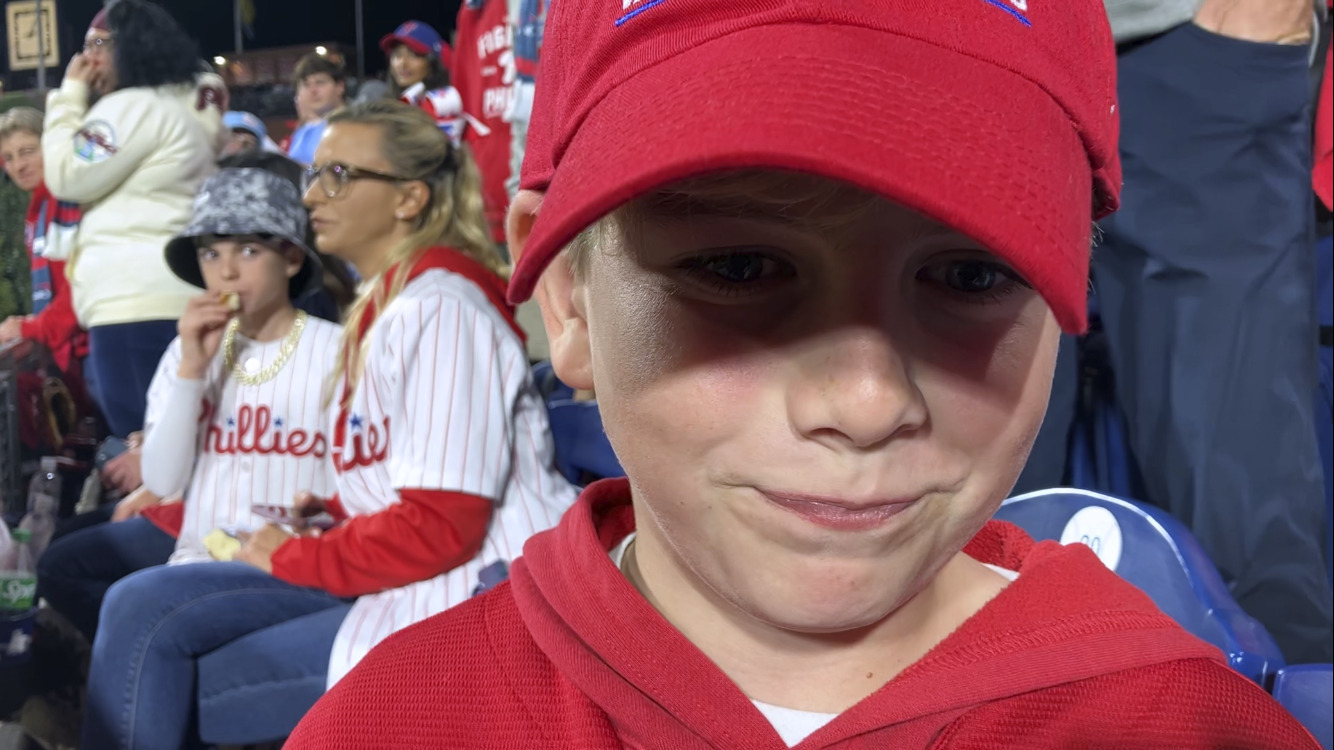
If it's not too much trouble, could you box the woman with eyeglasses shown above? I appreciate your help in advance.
[80,100,577,749]
[41,0,228,439]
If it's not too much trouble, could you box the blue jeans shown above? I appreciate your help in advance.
[82,562,350,750]
[36,515,176,642]
[87,320,179,437]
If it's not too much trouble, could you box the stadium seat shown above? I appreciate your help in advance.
[995,488,1285,686]
[1271,663,1333,750]
[531,362,624,485]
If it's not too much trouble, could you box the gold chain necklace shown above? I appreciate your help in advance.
[221,310,308,387]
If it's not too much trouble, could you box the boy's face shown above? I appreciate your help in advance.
[197,237,302,315]
[299,73,345,117]
[538,171,1060,634]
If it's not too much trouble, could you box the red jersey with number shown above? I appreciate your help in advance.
[453,0,515,244]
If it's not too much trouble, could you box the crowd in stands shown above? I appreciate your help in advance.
[0,0,1329,746]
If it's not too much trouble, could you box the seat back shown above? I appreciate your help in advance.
[1271,663,1333,750]
[996,488,1285,685]
[532,362,625,486]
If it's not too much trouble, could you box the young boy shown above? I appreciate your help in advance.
[38,166,341,639]
[286,53,347,166]
[286,1,1320,748]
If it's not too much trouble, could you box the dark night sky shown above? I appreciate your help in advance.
[23,0,466,82]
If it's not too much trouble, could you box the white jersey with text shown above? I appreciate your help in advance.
[325,266,577,687]
[142,318,342,563]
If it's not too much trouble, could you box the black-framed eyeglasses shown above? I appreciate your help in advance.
[302,162,407,199]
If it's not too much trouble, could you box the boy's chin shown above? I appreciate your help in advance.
[730,567,923,636]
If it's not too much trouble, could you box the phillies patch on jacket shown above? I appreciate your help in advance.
[287,478,1319,749]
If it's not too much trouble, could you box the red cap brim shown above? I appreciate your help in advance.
[380,33,430,58]
[510,24,1096,333]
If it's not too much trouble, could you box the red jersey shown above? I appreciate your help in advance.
[288,478,1318,749]
[453,0,514,244]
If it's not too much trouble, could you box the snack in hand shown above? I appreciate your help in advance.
[203,528,242,561]
[219,291,241,311]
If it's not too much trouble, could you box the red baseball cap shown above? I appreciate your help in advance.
[380,21,452,68]
[507,0,1121,333]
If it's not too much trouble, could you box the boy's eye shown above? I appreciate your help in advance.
[945,262,1000,293]
[677,250,794,296]
[241,245,260,256]
[917,258,1031,303]
[700,254,768,283]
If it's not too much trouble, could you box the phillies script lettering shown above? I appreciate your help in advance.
[334,414,391,472]
[202,402,329,458]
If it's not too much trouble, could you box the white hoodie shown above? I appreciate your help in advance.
[43,73,228,328]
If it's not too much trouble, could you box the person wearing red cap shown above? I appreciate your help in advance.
[381,20,465,143]
[287,1,1321,748]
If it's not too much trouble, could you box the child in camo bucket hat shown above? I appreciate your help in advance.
[165,167,323,301]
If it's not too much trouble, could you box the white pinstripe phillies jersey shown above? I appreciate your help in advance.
[325,266,578,688]
[142,319,342,564]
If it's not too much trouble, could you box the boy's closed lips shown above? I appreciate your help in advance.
[758,489,919,532]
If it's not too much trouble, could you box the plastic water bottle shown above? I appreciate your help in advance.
[0,528,36,614]
[0,517,14,574]
[19,457,60,561]
[0,528,37,663]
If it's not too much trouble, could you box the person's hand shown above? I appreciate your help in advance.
[178,293,236,379]
[103,448,142,494]
[286,492,331,535]
[1195,0,1313,45]
[111,486,161,522]
[235,524,293,574]
[65,52,97,85]
[0,316,25,343]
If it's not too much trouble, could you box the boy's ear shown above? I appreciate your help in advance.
[284,243,305,280]
[509,190,594,390]
[506,189,541,263]
[536,253,594,391]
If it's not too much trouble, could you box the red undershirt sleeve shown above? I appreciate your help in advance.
[270,488,492,598]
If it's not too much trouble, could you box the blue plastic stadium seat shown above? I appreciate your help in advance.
[531,362,624,486]
[1271,663,1333,750]
[995,488,1285,686]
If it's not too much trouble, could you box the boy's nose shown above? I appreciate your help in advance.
[786,328,928,451]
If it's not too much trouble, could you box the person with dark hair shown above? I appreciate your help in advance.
[36,149,347,652]
[42,0,228,438]
[82,99,574,750]
[286,54,346,166]
[381,21,463,142]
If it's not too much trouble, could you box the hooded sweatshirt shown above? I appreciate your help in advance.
[42,73,227,328]
[287,478,1318,749]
